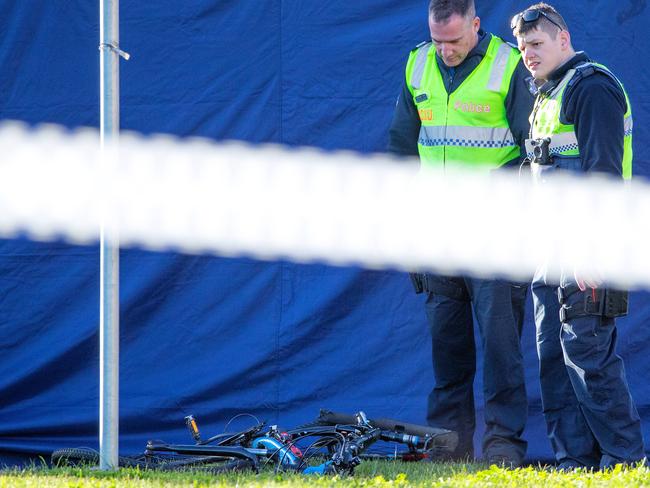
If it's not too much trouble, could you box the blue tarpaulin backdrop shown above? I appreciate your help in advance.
[1,0,649,464]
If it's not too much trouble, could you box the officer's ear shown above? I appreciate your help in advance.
[558,30,571,51]
[472,16,480,34]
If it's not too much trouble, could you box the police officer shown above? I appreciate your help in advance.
[512,2,645,469]
[388,0,533,465]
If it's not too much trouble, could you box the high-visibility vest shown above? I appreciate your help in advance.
[406,34,522,169]
[526,62,633,179]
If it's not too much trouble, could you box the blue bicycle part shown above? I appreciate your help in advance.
[302,460,333,475]
[250,436,300,466]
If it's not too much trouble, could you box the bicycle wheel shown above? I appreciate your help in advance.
[149,454,254,473]
[51,447,99,467]
[51,448,152,469]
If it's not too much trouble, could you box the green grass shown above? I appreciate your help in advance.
[2,461,650,487]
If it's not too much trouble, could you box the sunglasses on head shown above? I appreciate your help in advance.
[510,9,564,31]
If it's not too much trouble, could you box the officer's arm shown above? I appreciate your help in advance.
[565,75,626,290]
[504,60,535,167]
[387,79,420,157]
[563,74,627,176]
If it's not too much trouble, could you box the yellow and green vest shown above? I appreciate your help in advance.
[526,62,633,179]
[406,34,522,170]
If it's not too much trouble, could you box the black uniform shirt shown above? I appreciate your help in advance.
[388,29,534,167]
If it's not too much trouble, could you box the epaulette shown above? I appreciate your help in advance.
[562,62,626,112]
[568,62,619,90]
[411,40,432,52]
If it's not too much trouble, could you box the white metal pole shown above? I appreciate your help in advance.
[99,0,120,471]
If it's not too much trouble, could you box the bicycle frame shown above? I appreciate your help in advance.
[144,420,382,474]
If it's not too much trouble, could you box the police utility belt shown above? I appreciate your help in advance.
[558,287,629,323]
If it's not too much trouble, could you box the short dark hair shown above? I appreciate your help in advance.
[428,0,476,23]
[512,3,568,38]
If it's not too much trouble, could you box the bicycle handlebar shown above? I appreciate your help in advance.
[316,409,458,451]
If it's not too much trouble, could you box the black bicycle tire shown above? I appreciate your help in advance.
[153,456,253,473]
[51,447,249,473]
[51,448,153,469]
[204,458,254,474]
[51,447,99,467]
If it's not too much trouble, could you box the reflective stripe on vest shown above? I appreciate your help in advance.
[624,114,633,135]
[411,43,432,90]
[486,42,513,92]
[419,126,515,148]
